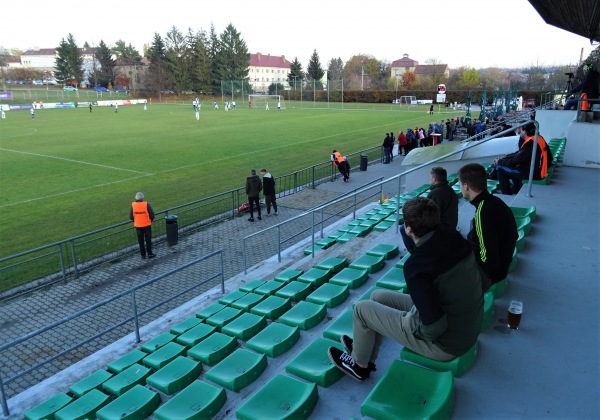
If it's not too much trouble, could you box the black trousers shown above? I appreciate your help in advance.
[248,196,261,218]
[136,226,153,256]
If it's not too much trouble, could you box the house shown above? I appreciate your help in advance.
[248,53,291,93]
[391,54,449,82]
[415,63,450,79]
[20,48,56,71]
[390,53,419,78]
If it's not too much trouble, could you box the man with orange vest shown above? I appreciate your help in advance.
[130,192,155,259]
[494,122,552,195]
[331,150,350,182]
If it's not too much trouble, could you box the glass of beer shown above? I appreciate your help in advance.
[507,299,523,329]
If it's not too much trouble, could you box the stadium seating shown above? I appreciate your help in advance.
[400,341,479,378]
[55,389,109,420]
[24,393,72,420]
[285,337,345,387]
[96,385,161,420]
[153,380,226,420]
[204,348,267,391]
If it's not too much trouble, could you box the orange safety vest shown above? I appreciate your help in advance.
[132,201,152,227]
[332,152,344,166]
[522,135,549,179]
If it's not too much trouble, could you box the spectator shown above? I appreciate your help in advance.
[332,149,350,182]
[397,131,408,156]
[245,169,262,221]
[401,166,458,253]
[260,168,278,216]
[390,132,395,162]
[129,192,155,259]
[448,118,456,141]
[458,163,517,290]
[328,197,483,381]
[564,63,600,110]
[493,122,552,194]
[382,133,393,163]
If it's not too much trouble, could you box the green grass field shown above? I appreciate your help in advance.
[0,100,462,257]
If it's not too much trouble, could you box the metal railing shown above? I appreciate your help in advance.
[0,250,224,416]
[0,146,383,298]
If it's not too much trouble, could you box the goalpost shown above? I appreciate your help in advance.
[248,94,286,109]
[400,96,417,106]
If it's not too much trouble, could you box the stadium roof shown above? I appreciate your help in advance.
[528,0,600,43]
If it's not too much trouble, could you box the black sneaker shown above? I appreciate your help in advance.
[327,347,370,382]
[257,216,262,220]
[340,335,377,372]
[148,253,156,259]
[248,218,254,222]
[141,255,146,260]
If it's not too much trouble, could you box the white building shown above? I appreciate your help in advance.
[248,53,291,93]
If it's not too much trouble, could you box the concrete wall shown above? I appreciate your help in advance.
[563,123,600,168]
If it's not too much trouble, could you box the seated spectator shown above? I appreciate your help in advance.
[493,122,552,194]
[328,197,483,381]
[564,63,600,111]
[458,163,518,290]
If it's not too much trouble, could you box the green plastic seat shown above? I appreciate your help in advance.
[245,322,300,357]
[205,307,243,329]
[230,292,266,311]
[376,267,407,291]
[142,341,187,370]
[153,380,226,420]
[337,224,354,232]
[274,269,303,283]
[205,348,268,391]
[481,291,495,331]
[170,316,203,335]
[187,332,237,365]
[24,393,73,420]
[102,363,151,396]
[55,389,110,420]
[254,280,285,295]
[361,360,455,420]
[141,331,176,353]
[329,267,369,289]
[315,236,338,248]
[385,213,404,223]
[515,215,532,236]
[316,257,348,273]
[196,302,227,319]
[400,341,479,377]
[359,219,380,228]
[368,213,387,223]
[297,267,332,287]
[349,254,386,273]
[348,224,373,236]
[239,280,267,292]
[146,356,203,395]
[221,312,267,340]
[107,349,147,374]
[509,248,518,273]
[490,278,509,298]
[69,369,113,397]
[336,232,358,243]
[251,295,292,319]
[236,374,318,420]
[97,384,161,420]
[304,244,325,255]
[366,243,400,260]
[275,280,313,302]
[285,337,345,387]
[395,252,411,268]
[218,290,248,306]
[278,301,327,330]
[306,283,349,308]
[176,322,217,347]
[511,205,537,222]
[356,286,385,303]
[374,220,395,231]
[322,308,353,342]
[516,229,525,252]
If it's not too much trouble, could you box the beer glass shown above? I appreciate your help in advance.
[507,299,523,329]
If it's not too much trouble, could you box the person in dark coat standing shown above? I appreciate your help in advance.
[245,169,262,221]
[260,168,278,216]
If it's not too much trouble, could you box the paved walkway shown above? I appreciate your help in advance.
[0,155,405,399]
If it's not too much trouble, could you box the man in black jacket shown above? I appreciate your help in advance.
[245,169,262,222]
[260,168,278,216]
[458,163,517,290]
[564,63,600,110]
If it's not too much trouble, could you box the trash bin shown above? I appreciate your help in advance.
[165,215,178,246]
[360,154,368,171]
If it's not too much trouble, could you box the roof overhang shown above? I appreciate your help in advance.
[528,0,600,43]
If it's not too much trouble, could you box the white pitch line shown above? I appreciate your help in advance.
[0,148,152,175]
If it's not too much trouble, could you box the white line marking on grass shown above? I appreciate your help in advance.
[0,128,38,140]
[0,148,152,175]
[0,175,149,208]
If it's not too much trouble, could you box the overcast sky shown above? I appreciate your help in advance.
[5,0,593,70]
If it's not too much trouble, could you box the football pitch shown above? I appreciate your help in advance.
[0,101,458,257]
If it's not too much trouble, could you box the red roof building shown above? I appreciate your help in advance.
[248,52,291,92]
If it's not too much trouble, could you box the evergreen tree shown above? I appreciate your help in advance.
[94,40,116,87]
[113,40,142,64]
[306,49,324,83]
[327,57,344,81]
[55,33,83,85]
[287,57,304,89]
[145,32,173,94]
[165,26,191,93]
[208,23,221,92]
[188,29,212,93]
[215,24,249,85]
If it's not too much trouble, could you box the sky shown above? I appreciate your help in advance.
[4,0,594,70]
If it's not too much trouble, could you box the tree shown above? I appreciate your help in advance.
[165,26,192,93]
[287,57,304,89]
[342,54,379,90]
[55,33,83,85]
[208,23,221,92]
[94,40,116,87]
[401,71,417,89]
[327,57,344,81]
[214,23,249,82]
[113,40,142,64]
[306,49,324,87]
[188,28,211,93]
[144,32,173,95]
